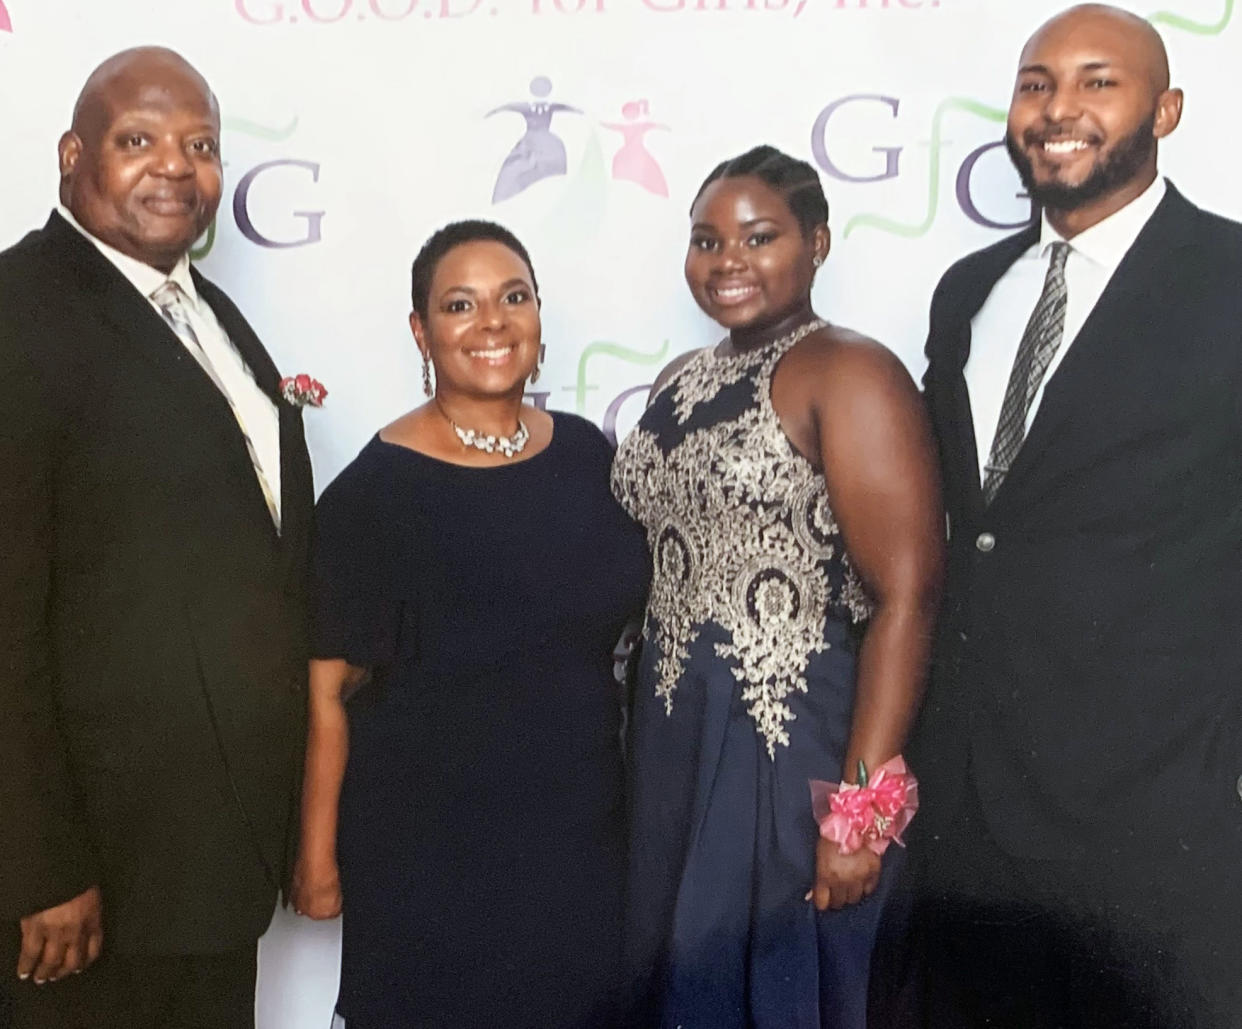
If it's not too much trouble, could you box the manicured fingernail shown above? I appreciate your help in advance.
[74,969,83,975]
[803,889,813,902]
[34,979,45,985]
[17,973,29,980]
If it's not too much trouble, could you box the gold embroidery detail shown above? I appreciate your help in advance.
[612,320,873,758]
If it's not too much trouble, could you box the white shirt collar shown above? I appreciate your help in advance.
[56,203,199,304]
[1037,175,1167,269]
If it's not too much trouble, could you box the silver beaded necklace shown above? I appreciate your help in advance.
[435,398,530,458]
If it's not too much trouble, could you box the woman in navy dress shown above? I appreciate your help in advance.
[611,146,943,1028]
[292,220,648,1028]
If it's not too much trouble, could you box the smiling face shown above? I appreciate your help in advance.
[60,50,222,273]
[1004,5,1181,231]
[410,239,541,401]
[685,174,828,337]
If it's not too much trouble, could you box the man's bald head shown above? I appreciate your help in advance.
[58,47,223,273]
[70,47,218,145]
[1023,5,1171,94]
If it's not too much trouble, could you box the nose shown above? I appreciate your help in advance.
[717,238,748,272]
[1040,84,1082,127]
[477,299,507,329]
[151,138,194,178]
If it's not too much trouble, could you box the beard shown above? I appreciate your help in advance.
[1006,114,1156,211]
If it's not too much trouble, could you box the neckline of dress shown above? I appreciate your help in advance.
[708,318,827,362]
[375,411,561,472]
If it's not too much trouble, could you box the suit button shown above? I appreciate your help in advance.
[1236,774,1242,802]
[975,532,996,553]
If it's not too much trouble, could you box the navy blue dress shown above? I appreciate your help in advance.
[312,412,649,1028]
[611,325,902,1029]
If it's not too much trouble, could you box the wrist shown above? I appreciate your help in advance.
[810,754,919,856]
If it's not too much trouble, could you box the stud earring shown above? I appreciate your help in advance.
[812,255,824,268]
[422,353,433,397]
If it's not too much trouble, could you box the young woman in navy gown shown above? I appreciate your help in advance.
[612,146,943,1028]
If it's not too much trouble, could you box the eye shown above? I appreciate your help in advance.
[689,235,719,252]
[1017,80,1048,94]
[747,231,776,248]
[1085,78,1117,89]
[503,287,532,305]
[189,138,220,156]
[443,298,473,314]
[119,134,149,149]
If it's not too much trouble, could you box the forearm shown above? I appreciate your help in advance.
[298,692,349,866]
[841,592,936,783]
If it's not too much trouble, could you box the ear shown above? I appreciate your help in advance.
[812,224,831,265]
[1153,88,1184,140]
[408,310,426,355]
[58,131,82,180]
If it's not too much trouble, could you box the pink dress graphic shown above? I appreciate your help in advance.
[488,76,581,204]
[602,100,669,198]
[0,2,12,32]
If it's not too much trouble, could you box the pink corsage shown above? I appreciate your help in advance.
[809,755,919,856]
[279,374,328,407]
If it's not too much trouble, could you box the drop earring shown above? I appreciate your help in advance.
[422,353,434,397]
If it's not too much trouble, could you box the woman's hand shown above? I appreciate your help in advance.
[291,853,342,920]
[811,836,881,912]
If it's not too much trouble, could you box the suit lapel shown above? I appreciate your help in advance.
[195,271,313,568]
[997,186,1200,499]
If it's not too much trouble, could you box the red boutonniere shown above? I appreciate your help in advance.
[279,374,328,408]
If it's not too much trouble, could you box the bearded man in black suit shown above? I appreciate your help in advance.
[0,47,312,1029]
[914,5,1242,1027]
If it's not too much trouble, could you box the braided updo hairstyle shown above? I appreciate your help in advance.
[690,144,829,237]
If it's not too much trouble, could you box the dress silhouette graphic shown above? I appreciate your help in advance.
[602,99,669,197]
[488,76,581,203]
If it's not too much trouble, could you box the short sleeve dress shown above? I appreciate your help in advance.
[312,411,650,1029]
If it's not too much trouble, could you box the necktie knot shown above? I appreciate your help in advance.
[1047,240,1071,274]
[151,280,187,313]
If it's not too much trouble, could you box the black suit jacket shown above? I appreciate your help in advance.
[916,184,1242,862]
[0,213,312,953]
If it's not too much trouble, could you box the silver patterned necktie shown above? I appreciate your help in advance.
[981,241,1071,505]
[151,281,281,532]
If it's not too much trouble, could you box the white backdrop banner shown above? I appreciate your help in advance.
[1,1,1238,1025]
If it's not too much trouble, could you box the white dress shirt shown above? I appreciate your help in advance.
[57,205,282,520]
[964,176,1167,478]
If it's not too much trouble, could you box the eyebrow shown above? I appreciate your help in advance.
[690,216,780,231]
[440,277,531,296]
[1018,59,1117,75]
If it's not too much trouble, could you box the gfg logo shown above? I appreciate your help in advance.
[811,93,1034,236]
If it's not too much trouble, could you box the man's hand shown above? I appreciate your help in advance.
[812,837,882,912]
[17,886,103,983]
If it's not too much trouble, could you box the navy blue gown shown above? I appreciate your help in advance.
[611,323,902,1029]
[312,412,649,1028]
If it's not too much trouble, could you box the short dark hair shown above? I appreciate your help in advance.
[409,219,539,317]
[690,144,829,236]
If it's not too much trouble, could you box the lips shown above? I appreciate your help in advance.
[463,343,518,364]
[707,282,760,307]
[141,195,196,216]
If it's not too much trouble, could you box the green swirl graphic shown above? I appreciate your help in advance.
[222,116,300,142]
[189,218,217,261]
[844,97,1006,240]
[1150,0,1233,33]
[574,339,671,413]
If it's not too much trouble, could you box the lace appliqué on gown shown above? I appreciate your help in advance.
[612,321,872,758]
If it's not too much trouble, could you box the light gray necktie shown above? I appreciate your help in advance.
[151,281,281,532]
[981,241,1071,505]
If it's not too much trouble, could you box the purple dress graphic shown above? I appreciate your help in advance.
[488,76,581,203]
[603,100,669,198]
